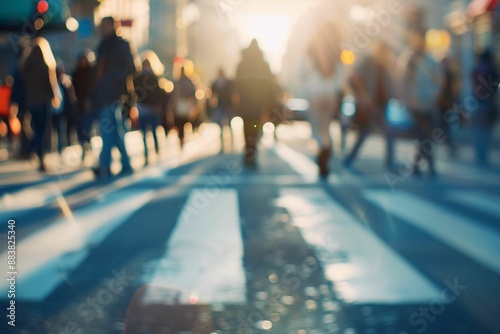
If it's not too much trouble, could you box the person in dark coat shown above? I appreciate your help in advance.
[233,39,275,166]
[90,16,137,178]
[21,37,61,172]
[472,49,498,167]
[72,52,94,159]
[10,60,29,159]
[52,62,77,154]
[210,68,233,151]
[133,50,167,165]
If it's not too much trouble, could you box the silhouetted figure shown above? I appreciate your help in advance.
[91,16,136,178]
[72,52,94,159]
[53,61,77,155]
[21,38,61,172]
[172,66,196,149]
[134,51,167,165]
[302,22,345,177]
[438,56,458,158]
[399,28,443,177]
[210,68,233,152]
[472,49,498,167]
[0,77,13,141]
[344,41,395,170]
[234,39,275,166]
[10,58,29,159]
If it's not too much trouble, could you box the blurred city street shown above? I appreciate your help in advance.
[1,122,500,333]
[1,0,500,333]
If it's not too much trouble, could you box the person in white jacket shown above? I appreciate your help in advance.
[302,22,346,178]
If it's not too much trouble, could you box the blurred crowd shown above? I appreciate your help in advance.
[0,16,498,179]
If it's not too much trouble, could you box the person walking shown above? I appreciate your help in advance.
[72,52,94,160]
[210,68,233,152]
[398,27,443,177]
[343,40,395,171]
[302,22,345,177]
[171,66,196,149]
[472,49,498,167]
[134,50,167,165]
[233,39,275,167]
[90,16,137,178]
[21,37,61,172]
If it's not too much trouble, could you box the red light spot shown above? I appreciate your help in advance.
[37,1,49,14]
[189,295,198,304]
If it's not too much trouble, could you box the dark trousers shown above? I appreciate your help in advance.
[411,112,435,173]
[243,118,261,163]
[30,104,51,167]
[52,113,66,154]
[344,120,395,168]
[138,104,160,160]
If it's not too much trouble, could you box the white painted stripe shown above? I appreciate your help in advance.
[278,188,441,304]
[0,190,155,301]
[446,191,500,218]
[142,189,245,305]
[274,143,319,183]
[365,190,500,275]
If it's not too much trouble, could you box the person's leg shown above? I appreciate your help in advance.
[384,119,395,169]
[112,105,131,172]
[151,113,160,155]
[344,125,370,166]
[30,105,49,170]
[412,113,435,175]
[243,118,259,165]
[138,110,149,162]
[175,117,187,148]
[56,115,65,154]
[98,105,115,176]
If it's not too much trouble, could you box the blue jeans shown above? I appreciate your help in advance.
[98,102,131,174]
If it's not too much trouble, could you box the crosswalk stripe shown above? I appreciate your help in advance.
[142,188,245,305]
[273,143,319,183]
[277,188,441,304]
[0,190,155,301]
[365,190,500,275]
[446,190,500,218]
[0,173,90,221]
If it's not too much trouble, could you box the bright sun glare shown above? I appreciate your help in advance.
[246,14,292,72]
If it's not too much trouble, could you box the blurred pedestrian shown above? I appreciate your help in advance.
[10,56,29,159]
[52,61,77,155]
[72,52,94,159]
[134,50,167,165]
[343,40,396,171]
[234,39,275,167]
[171,66,196,149]
[302,22,345,177]
[398,28,443,177]
[90,16,137,178]
[21,37,61,172]
[0,77,13,142]
[438,55,458,158]
[210,68,233,152]
[472,49,498,167]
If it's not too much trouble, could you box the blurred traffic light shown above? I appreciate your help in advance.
[37,0,49,14]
